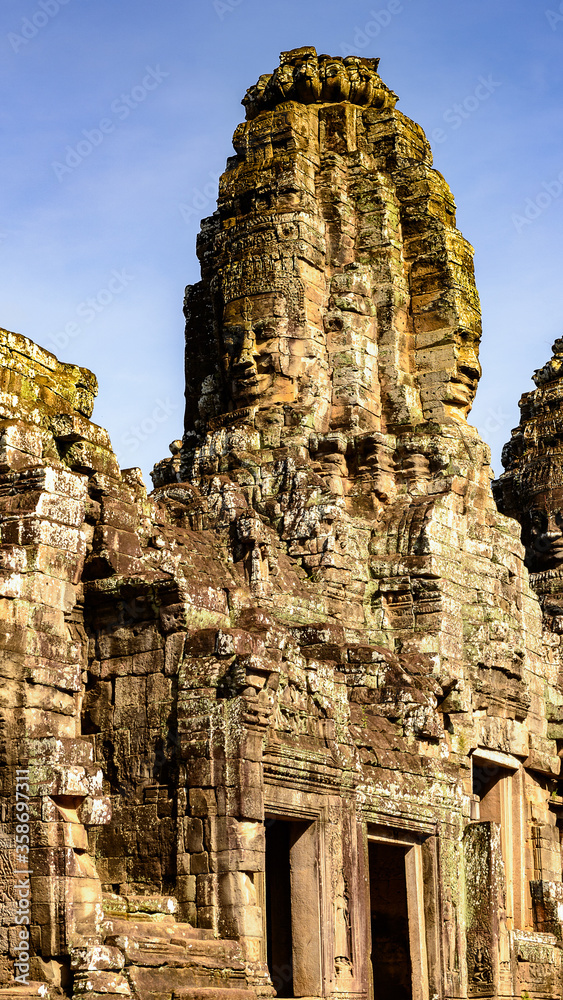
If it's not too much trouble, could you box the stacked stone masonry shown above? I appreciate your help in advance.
[1,45,563,1000]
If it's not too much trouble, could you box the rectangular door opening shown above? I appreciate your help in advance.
[265,819,294,997]
[472,760,503,822]
[265,817,322,998]
[472,756,516,923]
[368,840,413,1000]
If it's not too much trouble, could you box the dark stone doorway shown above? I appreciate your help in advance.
[368,840,413,1000]
[265,820,294,997]
[264,817,322,998]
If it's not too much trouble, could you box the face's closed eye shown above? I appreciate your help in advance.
[253,319,278,345]
[530,511,547,535]
[221,325,244,362]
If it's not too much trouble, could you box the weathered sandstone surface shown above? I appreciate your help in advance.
[1,46,563,1000]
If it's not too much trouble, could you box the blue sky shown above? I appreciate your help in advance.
[1,0,562,483]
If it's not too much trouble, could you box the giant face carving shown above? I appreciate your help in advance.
[319,57,351,102]
[443,328,482,419]
[293,55,321,103]
[220,294,297,408]
[522,492,563,572]
[217,289,333,433]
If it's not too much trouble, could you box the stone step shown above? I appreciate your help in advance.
[102,935,244,972]
[100,917,215,944]
[127,964,248,998]
[173,991,255,1000]
[102,894,178,921]
[100,917,246,985]
[98,910,248,995]
[169,925,215,943]
[0,985,58,1000]
[103,939,192,969]
[73,972,130,997]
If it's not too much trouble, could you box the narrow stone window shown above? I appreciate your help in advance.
[472,751,522,926]
[472,760,505,823]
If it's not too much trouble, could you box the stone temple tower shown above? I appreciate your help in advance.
[1,45,563,1000]
[179,46,481,457]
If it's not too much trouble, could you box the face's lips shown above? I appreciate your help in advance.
[232,367,272,402]
[446,380,475,405]
[234,378,260,397]
[449,379,473,392]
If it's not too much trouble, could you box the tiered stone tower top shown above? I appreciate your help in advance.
[182,45,482,468]
[241,48,397,118]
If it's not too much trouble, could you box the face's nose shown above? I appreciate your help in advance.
[459,351,481,380]
[457,336,482,381]
[233,330,258,370]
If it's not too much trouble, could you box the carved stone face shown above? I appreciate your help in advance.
[444,329,482,418]
[524,495,563,571]
[293,56,321,102]
[220,294,296,408]
[533,339,563,386]
[265,63,295,105]
[320,58,350,102]
[356,63,376,105]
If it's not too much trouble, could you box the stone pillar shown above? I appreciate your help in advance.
[178,626,272,988]
[464,821,511,998]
